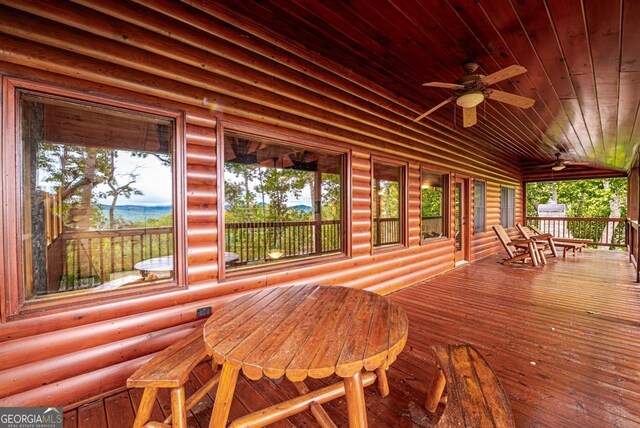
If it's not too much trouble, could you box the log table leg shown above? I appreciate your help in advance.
[374,367,389,397]
[209,362,240,428]
[344,371,368,428]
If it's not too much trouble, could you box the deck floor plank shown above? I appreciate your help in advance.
[65,251,640,427]
[77,399,107,428]
[104,391,135,428]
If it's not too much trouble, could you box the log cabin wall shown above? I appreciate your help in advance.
[0,2,523,407]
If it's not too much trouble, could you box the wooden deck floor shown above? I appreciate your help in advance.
[63,250,640,427]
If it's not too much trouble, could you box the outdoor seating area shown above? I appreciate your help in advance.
[3,2,640,428]
[62,250,640,427]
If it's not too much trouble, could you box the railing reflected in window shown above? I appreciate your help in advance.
[373,162,404,247]
[20,93,175,300]
[421,171,447,241]
[223,131,344,270]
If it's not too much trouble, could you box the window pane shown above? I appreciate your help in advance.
[223,132,343,269]
[373,162,403,247]
[500,187,515,228]
[21,94,175,301]
[474,181,486,232]
[421,171,446,240]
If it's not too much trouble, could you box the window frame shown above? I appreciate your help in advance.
[1,77,187,320]
[473,180,487,233]
[500,186,516,228]
[370,156,408,251]
[419,166,450,244]
[217,120,351,281]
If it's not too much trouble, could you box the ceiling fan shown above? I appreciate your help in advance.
[414,62,536,127]
[534,152,590,171]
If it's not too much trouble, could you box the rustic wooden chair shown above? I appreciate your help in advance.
[516,222,559,258]
[492,224,545,266]
[517,223,586,258]
[529,224,591,256]
[425,344,516,427]
[127,329,219,428]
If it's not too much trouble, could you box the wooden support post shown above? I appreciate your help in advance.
[313,170,322,255]
[344,371,368,428]
[209,362,240,428]
[425,369,446,413]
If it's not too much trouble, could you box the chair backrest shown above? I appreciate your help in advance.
[492,225,515,258]
[529,224,544,235]
[515,223,533,240]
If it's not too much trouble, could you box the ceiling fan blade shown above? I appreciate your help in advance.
[527,163,557,169]
[481,65,527,86]
[487,90,535,109]
[422,82,465,89]
[564,161,590,166]
[414,96,456,122]
[462,106,477,128]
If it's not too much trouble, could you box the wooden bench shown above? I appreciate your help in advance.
[425,344,515,427]
[127,329,219,428]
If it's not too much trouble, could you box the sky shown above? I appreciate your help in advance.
[94,152,173,206]
[37,150,173,207]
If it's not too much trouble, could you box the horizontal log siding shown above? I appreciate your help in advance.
[0,2,522,408]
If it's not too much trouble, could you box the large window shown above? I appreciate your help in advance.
[373,161,404,247]
[421,171,447,240]
[19,92,176,302]
[474,181,486,233]
[500,187,516,228]
[223,131,344,270]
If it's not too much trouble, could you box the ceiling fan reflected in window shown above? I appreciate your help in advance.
[414,62,536,127]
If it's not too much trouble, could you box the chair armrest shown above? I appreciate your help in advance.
[534,233,553,239]
[510,239,533,245]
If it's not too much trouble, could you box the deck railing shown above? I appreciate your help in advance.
[58,227,173,289]
[525,216,626,247]
[373,217,401,246]
[225,220,342,264]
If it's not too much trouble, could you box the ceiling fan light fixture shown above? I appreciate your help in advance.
[456,91,484,108]
[551,164,566,171]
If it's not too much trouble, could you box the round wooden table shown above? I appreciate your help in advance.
[203,284,408,428]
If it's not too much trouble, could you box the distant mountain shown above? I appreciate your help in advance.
[99,205,171,223]
[289,204,312,213]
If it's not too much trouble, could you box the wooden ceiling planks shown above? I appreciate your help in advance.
[166,0,640,174]
[583,0,622,167]
[619,0,640,171]
[506,0,590,161]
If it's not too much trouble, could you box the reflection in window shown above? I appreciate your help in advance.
[223,132,343,270]
[21,94,174,300]
[500,187,515,228]
[373,162,403,247]
[421,171,447,240]
[474,181,486,233]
